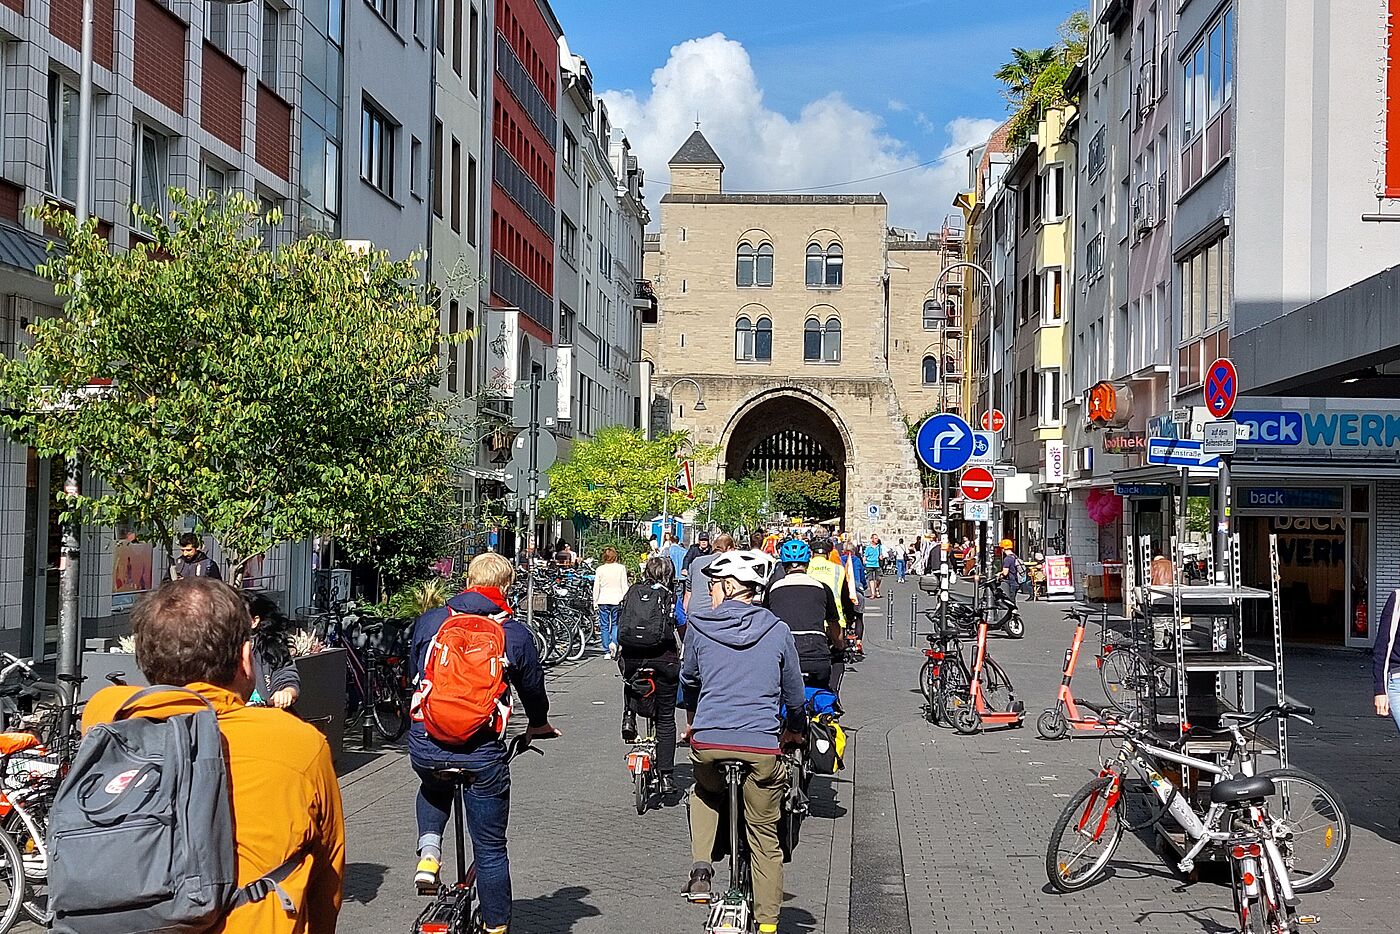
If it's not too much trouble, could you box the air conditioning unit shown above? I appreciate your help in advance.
[1133,182,1156,235]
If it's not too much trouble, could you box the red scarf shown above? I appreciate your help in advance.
[465,585,512,616]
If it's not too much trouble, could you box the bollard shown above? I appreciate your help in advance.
[362,718,374,751]
[909,591,917,647]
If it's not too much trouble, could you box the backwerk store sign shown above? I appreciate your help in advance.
[1232,397,1400,459]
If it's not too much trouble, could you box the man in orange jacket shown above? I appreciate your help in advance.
[82,579,345,933]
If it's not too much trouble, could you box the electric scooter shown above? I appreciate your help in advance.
[1036,605,1119,740]
[950,618,1026,734]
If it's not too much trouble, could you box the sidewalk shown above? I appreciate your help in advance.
[336,650,855,934]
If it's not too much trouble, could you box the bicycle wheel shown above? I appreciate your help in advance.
[4,807,47,925]
[1257,768,1350,892]
[1099,649,1138,713]
[371,668,409,742]
[1046,775,1124,893]
[919,659,935,704]
[566,618,587,662]
[937,664,971,727]
[634,769,648,815]
[0,821,27,933]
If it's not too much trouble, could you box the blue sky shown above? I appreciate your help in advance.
[556,1,1083,230]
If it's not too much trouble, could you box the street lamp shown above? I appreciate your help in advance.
[667,377,706,412]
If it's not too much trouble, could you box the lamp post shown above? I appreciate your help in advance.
[658,378,705,542]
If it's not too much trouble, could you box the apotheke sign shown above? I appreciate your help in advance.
[1103,432,1147,454]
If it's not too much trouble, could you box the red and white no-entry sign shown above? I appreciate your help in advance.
[981,409,1006,433]
[960,467,996,501]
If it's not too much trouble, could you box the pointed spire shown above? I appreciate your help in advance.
[669,129,724,168]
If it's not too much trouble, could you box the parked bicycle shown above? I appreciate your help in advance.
[1046,703,1348,899]
[306,602,410,742]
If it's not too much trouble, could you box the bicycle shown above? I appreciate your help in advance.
[624,666,660,816]
[310,605,409,742]
[1045,703,1348,898]
[412,733,545,934]
[693,760,756,934]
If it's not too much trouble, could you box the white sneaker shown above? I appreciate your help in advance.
[608,644,619,659]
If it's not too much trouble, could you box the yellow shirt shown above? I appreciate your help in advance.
[82,682,345,934]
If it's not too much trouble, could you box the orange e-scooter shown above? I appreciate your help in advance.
[950,617,1026,734]
[1036,606,1118,740]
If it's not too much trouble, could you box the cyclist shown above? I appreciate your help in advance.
[680,550,806,934]
[408,552,561,934]
[765,540,842,690]
[808,537,860,654]
[618,555,681,797]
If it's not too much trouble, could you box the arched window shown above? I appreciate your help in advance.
[735,315,754,360]
[755,316,772,360]
[736,242,755,287]
[825,243,843,287]
[755,243,774,287]
[803,316,822,361]
[806,242,844,289]
[922,355,939,384]
[805,243,823,287]
[823,316,842,361]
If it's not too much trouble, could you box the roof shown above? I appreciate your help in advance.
[669,130,725,168]
[0,220,55,275]
[660,193,886,206]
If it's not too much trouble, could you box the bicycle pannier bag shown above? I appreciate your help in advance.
[617,584,674,650]
[48,686,301,934]
[411,611,510,744]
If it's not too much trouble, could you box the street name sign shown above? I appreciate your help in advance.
[915,413,975,473]
[1146,437,1221,469]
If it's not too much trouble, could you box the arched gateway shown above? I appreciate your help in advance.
[721,390,851,518]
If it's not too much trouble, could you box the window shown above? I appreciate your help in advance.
[328,0,342,43]
[133,125,169,219]
[1086,233,1105,281]
[469,5,480,96]
[261,5,280,90]
[822,317,841,362]
[369,0,396,28]
[452,0,462,76]
[449,137,460,231]
[208,6,231,50]
[736,242,755,287]
[447,300,459,394]
[324,139,340,214]
[735,316,754,361]
[562,130,578,177]
[361,102,395,196]
[467,154,477,246]
[560,305,575,344]
[1180,234,1231,340]
[803,317,821,361]
[432,119,443,217]
[1042,268,1063,322]
[46,73,79,202]
[1018,370,1028,418]
[1042,165,1065,221]
[806,242,842,288]
[1040,370,1062,424]
[756,243,773,287]
[410,136,423,199]
[922,355,939,385]
[202,162,227,198]
[561,215,578,263]
[1181,6,1233,144]
[1087,126,1106,179]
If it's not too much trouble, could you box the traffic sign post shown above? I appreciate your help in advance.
[1205,357,1239,584]
[960,467,995,502]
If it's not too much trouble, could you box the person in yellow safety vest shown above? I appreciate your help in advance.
[808,537,860,649]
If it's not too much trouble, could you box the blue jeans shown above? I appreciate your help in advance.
[895,558,906,581]
[1387,673,1400,734]
[598,604,620,650]
[414,750,512,929]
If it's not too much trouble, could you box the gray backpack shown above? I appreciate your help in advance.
[47,686,302,934]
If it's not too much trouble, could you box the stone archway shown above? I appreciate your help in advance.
[721,390,852,525]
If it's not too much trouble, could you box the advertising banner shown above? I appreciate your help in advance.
[1044,554,1074,597]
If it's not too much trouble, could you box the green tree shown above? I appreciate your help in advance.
[767,470,840,519]
[705,477,770,533]
[541,426,715,521]
[998,10,1090,146]
[0,191,461,584]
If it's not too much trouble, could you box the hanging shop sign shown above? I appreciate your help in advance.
[1103,431,1147,454]
[1233,397,1400,457]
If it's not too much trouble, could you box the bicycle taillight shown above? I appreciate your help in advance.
[924,650,944,660]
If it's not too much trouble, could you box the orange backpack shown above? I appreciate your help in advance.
[411,611,511,744]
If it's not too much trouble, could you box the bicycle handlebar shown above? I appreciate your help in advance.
[1217,703,1315,731]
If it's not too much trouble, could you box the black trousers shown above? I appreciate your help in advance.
[619,652,679,773]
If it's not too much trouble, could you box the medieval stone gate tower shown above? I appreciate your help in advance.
[641,131,926,539]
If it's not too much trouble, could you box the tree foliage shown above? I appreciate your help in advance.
[0,191,461,583]
[705,477,770,534]
[541,426,716,521]
[766,470,840,519]
[998,10,1090,146]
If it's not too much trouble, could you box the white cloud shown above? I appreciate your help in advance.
[602,33,1001,233]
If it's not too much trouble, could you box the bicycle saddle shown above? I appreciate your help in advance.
[1209,775,1275,805]
[428,767,469,781]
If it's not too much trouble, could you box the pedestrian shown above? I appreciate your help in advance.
[1374,585,1400,735]
[664,532,687,579]
[554,539,577,568]
[682,531,712,579]
[895,537,908,583]
[862,535,883,599]
[685,533,735,617]
[173,531,222,580]
[592,546,630,658]
[72,578,344,933]
[997,538,1023,604]
[407,552,561,928]
[1150,542,1176,586]
[619,556,682,798]
[242,592,301,710]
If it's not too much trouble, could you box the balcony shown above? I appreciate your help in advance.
[495,33,557,142]
[493,142,553,238]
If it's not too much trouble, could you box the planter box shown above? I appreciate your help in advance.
[78,648,348,765]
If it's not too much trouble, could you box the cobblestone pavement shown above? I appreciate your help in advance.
[34,581,1397,933]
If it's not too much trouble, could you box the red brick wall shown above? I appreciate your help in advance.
[255,83,291,181]
[133,0,186,114]
[200,42,243,149]
[2,0,24,15]
[0,180,21,223]
[50,0,115,69]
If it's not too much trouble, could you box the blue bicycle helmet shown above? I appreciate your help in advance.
[778,539,812,565]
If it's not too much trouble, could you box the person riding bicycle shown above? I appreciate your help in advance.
[618,555,681,797]
[408,552,561,934]
[765,540,843,690]
[680,550,806,934]
[808,537,861,654]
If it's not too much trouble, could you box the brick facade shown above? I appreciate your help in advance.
[133,0,187,115]
[49,0,116,70]
[0,181,20,224]
[254,83,291,181]
[200,42,243,150]
[1,0,23,14]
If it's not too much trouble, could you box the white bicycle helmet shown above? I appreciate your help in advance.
[703,549,775,590]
